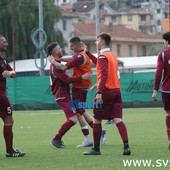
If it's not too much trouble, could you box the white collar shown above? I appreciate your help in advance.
[100,48,110,54]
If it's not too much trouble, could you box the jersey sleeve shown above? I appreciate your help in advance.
[66,54,84,69]
[97,56,108,93]
[86,52,97,65]
[154,52,164,90]
[6,63,13,71]
[52,65,82,84]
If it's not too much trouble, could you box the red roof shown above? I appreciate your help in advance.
[74,23,161,39]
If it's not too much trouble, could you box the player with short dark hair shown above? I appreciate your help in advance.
[0,34,25,157]
[152,31,170,149]
[83,32,131,155]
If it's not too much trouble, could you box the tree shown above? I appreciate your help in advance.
[148,44,165,56]
[0,0,65,61]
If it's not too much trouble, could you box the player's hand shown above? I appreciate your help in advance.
[80,42,88,52]
[152,90,158,102]
[90,84,97,91]
[48,55,55,64]
[95,93,103,104]
[2,70,11,78]
[82,73,92,80]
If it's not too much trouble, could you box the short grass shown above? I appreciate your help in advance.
[0,108,169,170]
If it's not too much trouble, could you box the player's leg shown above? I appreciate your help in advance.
[72,88,93,147]
[83,111,93,128]
[113,91,131,155]
[83,118,101,155]
[3,115,14,154]
[76,113,93,147]
[114,117,131,155]
[1,94,25,157]
[166,111,170,149]
[83,111,106,144]
[162,92,170,149]
[51,101,78,148]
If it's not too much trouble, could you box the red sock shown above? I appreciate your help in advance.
[89,121,93,128]
[93,123,102,145]
[166,116,170,141]
[53,119,75,140]
[116,122,128,141]
[81,129,89,136]
[3,125,14,153]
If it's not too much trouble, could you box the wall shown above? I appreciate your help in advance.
[6,72,162,110]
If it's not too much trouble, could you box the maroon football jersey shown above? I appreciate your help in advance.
[0,56,13,93]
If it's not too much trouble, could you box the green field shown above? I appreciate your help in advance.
[0,108,169,170]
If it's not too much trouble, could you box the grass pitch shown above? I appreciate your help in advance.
[0,108,169,170]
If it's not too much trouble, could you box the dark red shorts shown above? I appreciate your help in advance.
[162,92,170,111]
[0,93,13,119]
[57,100,76,119]
[93,89,122,120]
[72,88,88,114]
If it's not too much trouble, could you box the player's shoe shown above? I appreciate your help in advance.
[76,140,93,148]
[122,147,131,155]
[100,130,106,144]
[105,120,114,124]
[168,143,170,149]
[6,149,25,158]
[83,148,101,155]
[51,139,64,148]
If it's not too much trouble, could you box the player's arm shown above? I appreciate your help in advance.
[2,70,16,78]
[66,54,84,69]
[53,68,91,84]
[48,55,67,71]
[97,56,108,93]
[90,83,97,91]
[152,52,164,101]
[154,53,164,90]
[95,56,108,104]
[59,56,72,62]
[2,63,16,78]
[80,42,97,65]
[86,51,97,65]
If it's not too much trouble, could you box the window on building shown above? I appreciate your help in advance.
[128,45,133,56]
[157,9,160,14]
[157,20,161,26]
[117,45,121,57]
[128,15,132,21]
[141,15,146,21]
[142,46,146,56]
[112,16,116,23]
[63,20,67,31]
[139,26,146,33]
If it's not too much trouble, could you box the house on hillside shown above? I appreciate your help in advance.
[54,6,79,54]
[74,23,163,57]
[103,0,169,34]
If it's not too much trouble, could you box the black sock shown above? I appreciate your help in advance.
[123,140,129,149]
[93,144,100,152]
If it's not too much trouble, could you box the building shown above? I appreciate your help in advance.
[54,6,79,54]
[74,22,163,57]
[103,0,169,34]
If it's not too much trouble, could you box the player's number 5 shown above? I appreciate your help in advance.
[7,107,12,114]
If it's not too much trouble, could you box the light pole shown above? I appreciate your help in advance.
[39,0,45,76]
[11,0,15,70]
[95,0,100,36]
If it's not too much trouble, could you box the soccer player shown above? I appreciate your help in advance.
[0,34,25,157]
[46,42,91,148]
[48,37,94,147]
[83,32,131,155]
[152,31,170,149]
